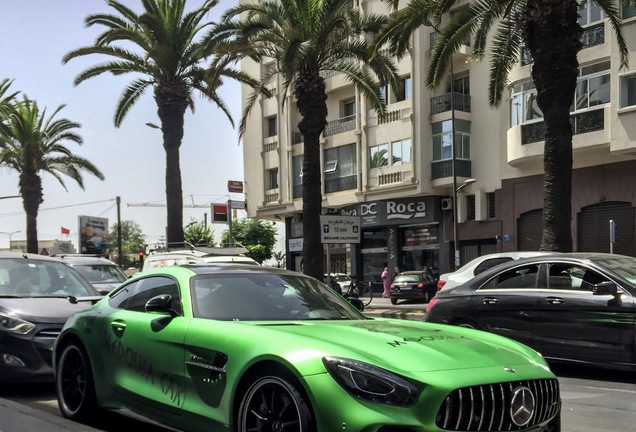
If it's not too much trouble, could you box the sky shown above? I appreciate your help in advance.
[0,0,280,251]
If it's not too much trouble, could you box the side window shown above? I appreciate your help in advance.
[547,263,575,290]
[480,264,540,289]
[110,276,182,315]
[474,258,513,276]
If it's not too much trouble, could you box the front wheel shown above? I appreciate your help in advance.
[238,372,315,432]
[56,342,99,420]
[356,282,373,307]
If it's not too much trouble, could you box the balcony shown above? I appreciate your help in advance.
[430,92,471,115]
[521,108,605,145]
[325,175,357,194]
[323,115,357,137]
[264,189,279,204]
[521,22,605,66]
[431,159,472,180]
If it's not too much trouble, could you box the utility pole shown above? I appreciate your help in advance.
[116,196,123,267]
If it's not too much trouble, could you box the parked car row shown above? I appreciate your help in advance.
[1,251,562,432]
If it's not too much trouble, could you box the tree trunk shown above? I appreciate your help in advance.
[155,85,188,247]
[523,0,582,252]
[295,72,328,281]
[19,172,42,254]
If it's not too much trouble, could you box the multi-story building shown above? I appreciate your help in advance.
[240,0,636,285]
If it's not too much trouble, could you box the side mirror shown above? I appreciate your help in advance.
[592,281,618,296]
[146,294,179,317]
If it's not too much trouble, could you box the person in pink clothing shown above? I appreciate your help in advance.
[381,267,393,298]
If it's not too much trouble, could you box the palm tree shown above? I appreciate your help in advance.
[0,78,19,137]
[376,0,631,252]
[62,0,260,247]
[215,0,400,280]
[0,97,104,253]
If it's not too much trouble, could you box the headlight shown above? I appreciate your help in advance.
[323,357,418,407]
[0,311,36,335]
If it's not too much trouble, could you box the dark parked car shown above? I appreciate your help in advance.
[0,252,101,382]
[424,252,636,371]
[56,254,128,293]
[390,270,437,304]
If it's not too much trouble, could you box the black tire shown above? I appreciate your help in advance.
[423,291,430,303]
[390,297,398,305]
[357,282,373,307]
[454,320,477,330]
[238,372,314,432]
[56,342,99,420]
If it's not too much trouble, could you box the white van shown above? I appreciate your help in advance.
[142,246,259,271]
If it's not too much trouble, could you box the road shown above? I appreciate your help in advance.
[2,297,635,432]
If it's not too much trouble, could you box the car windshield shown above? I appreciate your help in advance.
[0,258,98,298]
[330,274,351,282]
[395,274,420,282]
[191,273,366,321]
[75,265,127,283]
[592,256,636,284]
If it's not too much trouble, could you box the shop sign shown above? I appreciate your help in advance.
[289,238,304,252]
[339,197,438,227]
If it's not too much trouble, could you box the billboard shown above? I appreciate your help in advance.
[78,215,109,255]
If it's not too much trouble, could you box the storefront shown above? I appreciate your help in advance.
[343,196,443,286]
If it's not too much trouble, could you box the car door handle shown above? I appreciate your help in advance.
[545,297,565,305]
[110,320,127,332]
[483,298,499,304]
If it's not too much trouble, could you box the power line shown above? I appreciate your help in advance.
[0,198,117,218]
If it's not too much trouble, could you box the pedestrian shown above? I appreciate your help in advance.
[381,267,393,298]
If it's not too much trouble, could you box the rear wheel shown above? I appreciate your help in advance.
[238,372,314,432]
[390,297,398,305]
[56,342,99,420]
[454,320,477,329]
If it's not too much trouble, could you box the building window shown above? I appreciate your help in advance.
[267,168,278,189]
[292,156,303,199]
[394,75,411,102]
[379,85,387,103]
[619,73,636,109]
[486,192,496,219]
[624,3,636,19]
[323,143,357,193]
[369,139,411,168]
[511,61,610,127]
[573,61,611,111]
[266,115,277,137]
[432,119,470,161]
[578,0,604,26]
[452,75,470,95]
[467,195,476,220]
[342,99,356,118]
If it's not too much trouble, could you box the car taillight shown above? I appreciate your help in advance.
[436,280,446,291]
[417,282,424,288]
[425,298,439,313]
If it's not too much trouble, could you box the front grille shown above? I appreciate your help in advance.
[35,328,62,338]
[436,379,560,431]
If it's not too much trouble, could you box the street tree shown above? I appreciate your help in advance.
[108,220,146,265]
[221,218,277,264]
[0,97,104,253]
[376,0,632,251]
[184,221,215,247]
[215,0,400,279]
[63,0,261,247]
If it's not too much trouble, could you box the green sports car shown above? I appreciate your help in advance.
[53,264,561,432]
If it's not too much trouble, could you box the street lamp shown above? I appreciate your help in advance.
[453,178,477,268]
[1,230,21,251]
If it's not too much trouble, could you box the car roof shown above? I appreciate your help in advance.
[142,263,303,277]
[54,254,118,265]
[0,251,66,262]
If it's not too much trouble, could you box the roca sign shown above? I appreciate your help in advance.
[345,197,437,227]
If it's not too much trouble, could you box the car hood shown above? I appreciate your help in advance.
[0,297,93,323]
[252,319,543,373]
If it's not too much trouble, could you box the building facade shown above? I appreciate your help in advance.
[240,0,636,285]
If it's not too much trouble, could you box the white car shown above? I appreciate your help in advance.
[436,251,557,292]
[142,246,259,271]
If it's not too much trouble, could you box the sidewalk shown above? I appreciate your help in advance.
[363,301,426,321]
[0,397,100,432]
